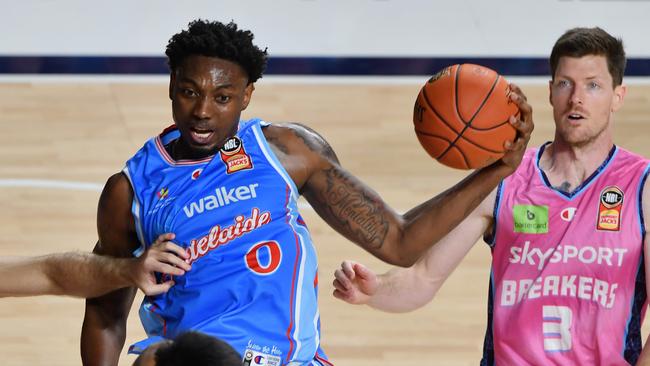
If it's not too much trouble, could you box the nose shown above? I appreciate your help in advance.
[569,85,583,105]
[193,96,211,119]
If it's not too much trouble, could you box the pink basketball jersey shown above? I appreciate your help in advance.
[485,145,650,365]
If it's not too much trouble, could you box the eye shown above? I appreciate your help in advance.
[587,81,600,90]
[216,95,231,103]
[556,80,570,88]
[181,88,197,97]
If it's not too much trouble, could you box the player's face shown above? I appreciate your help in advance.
[549,55,626,147]
[170,55,254,159]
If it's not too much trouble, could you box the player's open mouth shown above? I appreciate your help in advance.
[568,113,584,121]
[189,129,215,145]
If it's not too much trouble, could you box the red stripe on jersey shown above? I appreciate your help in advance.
[285,185,302,362]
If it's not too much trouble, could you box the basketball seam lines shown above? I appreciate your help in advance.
[438,66,501,163]
[420,65,504,168]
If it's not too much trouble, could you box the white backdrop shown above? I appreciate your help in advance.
[2,0,649,57]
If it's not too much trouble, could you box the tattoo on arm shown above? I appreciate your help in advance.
[320,167,389,249]
[265,134,290,155]
[290,124,340,163]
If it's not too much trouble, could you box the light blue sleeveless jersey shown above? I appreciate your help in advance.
[123,119,331,366]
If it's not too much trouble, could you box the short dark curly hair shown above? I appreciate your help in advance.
[166,19,268,83]
[154,331,242,366]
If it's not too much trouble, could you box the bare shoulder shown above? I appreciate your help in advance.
[262,122,339,163]
[96,172,138,257]
[262,123,340,189]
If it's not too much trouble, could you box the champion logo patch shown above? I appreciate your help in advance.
[597,186,623,231]
[561,207,577,222]
[220,136,253,174]
[191,168,203,180]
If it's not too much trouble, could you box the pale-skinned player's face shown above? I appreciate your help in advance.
[169,55,254,159]
[549,55,626,147]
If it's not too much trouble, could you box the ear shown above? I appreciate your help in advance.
[611,84,627,112]
[241,83,255,111]
[168,72,176,100]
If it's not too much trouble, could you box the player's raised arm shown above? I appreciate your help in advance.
[287,89,532,267]
[333,187,496,311]
[0,236,189,298]
[81,173,141,366]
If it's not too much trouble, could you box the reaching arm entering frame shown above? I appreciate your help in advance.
[333,188,496,312]
[0,235,190,298]
[300,84,532,267]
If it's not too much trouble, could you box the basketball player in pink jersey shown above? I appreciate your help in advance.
[0,233,190,298]
[334,27,650,365]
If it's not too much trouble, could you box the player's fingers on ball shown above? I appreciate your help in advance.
[508,83,527,101]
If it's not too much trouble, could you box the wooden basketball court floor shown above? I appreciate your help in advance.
[1,77,649,365]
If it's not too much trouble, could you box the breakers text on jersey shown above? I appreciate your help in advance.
[183,183,260,218]
[501,240,628,308]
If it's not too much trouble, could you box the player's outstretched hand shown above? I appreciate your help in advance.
[131,233,191,296]
[501,83,534,171]
[333,260,379,305]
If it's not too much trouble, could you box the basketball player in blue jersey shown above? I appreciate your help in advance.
[81,19,533,366]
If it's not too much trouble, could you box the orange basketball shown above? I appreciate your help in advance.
[413,64,519,170]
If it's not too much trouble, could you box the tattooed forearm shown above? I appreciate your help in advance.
[321,167,389,249]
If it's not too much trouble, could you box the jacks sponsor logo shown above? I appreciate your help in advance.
[513,205,549,234]
[182,183,259,218]
[597,186,623,231]
[220,136,253,174]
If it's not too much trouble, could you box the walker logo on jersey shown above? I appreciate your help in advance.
[191,168,202,180]
[513,205,548,234]
[220,136,253,174]
[156,187,169,199]
[182,183,259,218]
[186,208,271,265]
[561,207,577,222]
[597,186,623,231]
